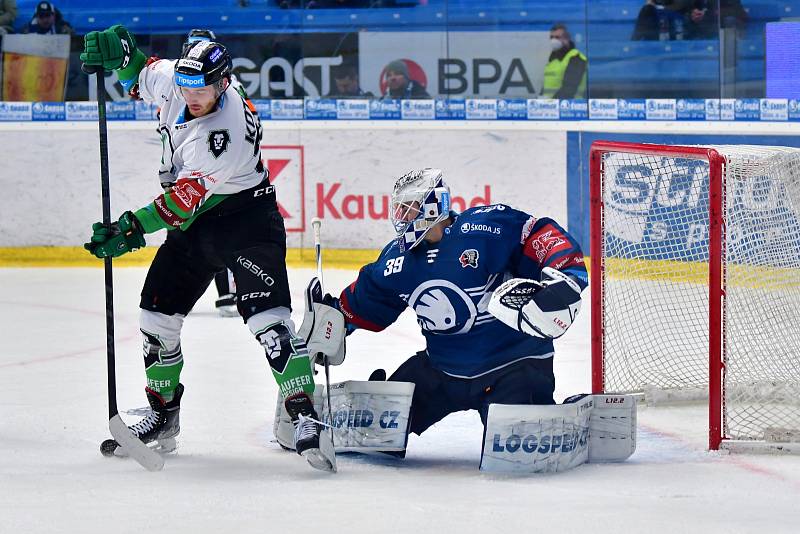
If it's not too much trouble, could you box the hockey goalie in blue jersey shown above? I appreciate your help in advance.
[328,168,588,437]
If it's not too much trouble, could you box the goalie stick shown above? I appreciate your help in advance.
[310,217,338,472]
[87,65,164,471]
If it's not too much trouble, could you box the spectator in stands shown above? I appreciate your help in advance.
[0,0,17,35]
[22,1,73,35]
[381,59,429,99]
[542,23,586,99]
[330,63,373,98]
[632,0,692,40]
[684,0,747,40]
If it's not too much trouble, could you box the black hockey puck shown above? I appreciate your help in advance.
[100,439,119,457]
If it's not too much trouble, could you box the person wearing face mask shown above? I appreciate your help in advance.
[541,23,587,100]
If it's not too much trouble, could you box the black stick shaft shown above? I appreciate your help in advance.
[95,69,118,419]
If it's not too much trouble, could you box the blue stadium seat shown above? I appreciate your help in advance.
[743,2,798,20]
[588,2,645,23]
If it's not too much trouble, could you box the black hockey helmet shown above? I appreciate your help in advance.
[175,41,232,92]
[182,28,217,56]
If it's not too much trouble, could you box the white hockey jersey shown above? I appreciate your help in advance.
[132,59,266,233]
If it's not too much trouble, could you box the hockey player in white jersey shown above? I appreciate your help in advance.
[182,28,246,318]
[80,25,333,471]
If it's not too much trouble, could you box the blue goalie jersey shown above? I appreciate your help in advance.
[338,204,588,378]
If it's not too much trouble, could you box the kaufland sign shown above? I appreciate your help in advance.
[259,129,567,249]
[261,146,306,232]
[265,144,493,225]
[7,126,566,248]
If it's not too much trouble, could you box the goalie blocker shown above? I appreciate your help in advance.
[480,394,636,473]
[274,380,415,454]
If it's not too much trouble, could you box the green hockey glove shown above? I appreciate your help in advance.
[85,211,146,259]
[80,25,146,86]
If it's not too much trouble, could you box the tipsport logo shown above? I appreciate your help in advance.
[175,73,205,87]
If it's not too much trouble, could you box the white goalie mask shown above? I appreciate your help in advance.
[391,168,451,252]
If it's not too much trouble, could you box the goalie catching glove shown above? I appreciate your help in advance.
[488,267,582,339]
[297,277,346,366]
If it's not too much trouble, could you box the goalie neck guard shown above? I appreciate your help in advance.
[391,168,451,252]
[174,40,232,93]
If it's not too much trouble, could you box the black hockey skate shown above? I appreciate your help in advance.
[100,384,184,458]
[284,392,336,472]
[215,294,238,317]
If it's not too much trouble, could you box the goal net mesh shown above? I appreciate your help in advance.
[598,145,800,442]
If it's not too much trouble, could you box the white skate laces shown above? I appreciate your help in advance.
[294,414,315,444]
[129,411,160,436]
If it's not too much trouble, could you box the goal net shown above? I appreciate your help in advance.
[590,142,800,452]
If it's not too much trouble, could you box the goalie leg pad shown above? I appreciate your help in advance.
[587,394,637,463]
[480,399,592,473]
[273,380,415,453]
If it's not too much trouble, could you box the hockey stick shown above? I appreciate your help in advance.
[311,217,337,471]
[87,66,163,471]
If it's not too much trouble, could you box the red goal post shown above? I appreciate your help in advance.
[590,141,800,453]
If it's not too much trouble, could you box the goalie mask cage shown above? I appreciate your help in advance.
[590,141,800,452]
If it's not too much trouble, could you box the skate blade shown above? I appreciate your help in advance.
[217,306,239,317]
[113,437,177,458]
[301,448,336,472]
[301,429,337,472]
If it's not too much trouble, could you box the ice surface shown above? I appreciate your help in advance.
[2,267,799,533]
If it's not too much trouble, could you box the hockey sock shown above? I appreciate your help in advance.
[257,323,315,398]
[142,330,184,402]
[140,310,186,401]
[248,309,315,399]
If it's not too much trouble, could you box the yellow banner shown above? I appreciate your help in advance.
[2,52,67,101]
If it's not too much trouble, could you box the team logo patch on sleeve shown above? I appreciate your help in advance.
[169,178,208,211]
[459,249,480,268]
[207,129,231,158]
[526,225,570,263]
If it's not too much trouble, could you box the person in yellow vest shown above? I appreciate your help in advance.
[542,23,587,99]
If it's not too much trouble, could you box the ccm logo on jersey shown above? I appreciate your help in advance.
[240,291,271,301]
[253,185,275,197]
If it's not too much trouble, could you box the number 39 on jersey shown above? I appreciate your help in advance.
[384,257,404,276]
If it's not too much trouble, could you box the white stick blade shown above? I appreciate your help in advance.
[109,415,165,471]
